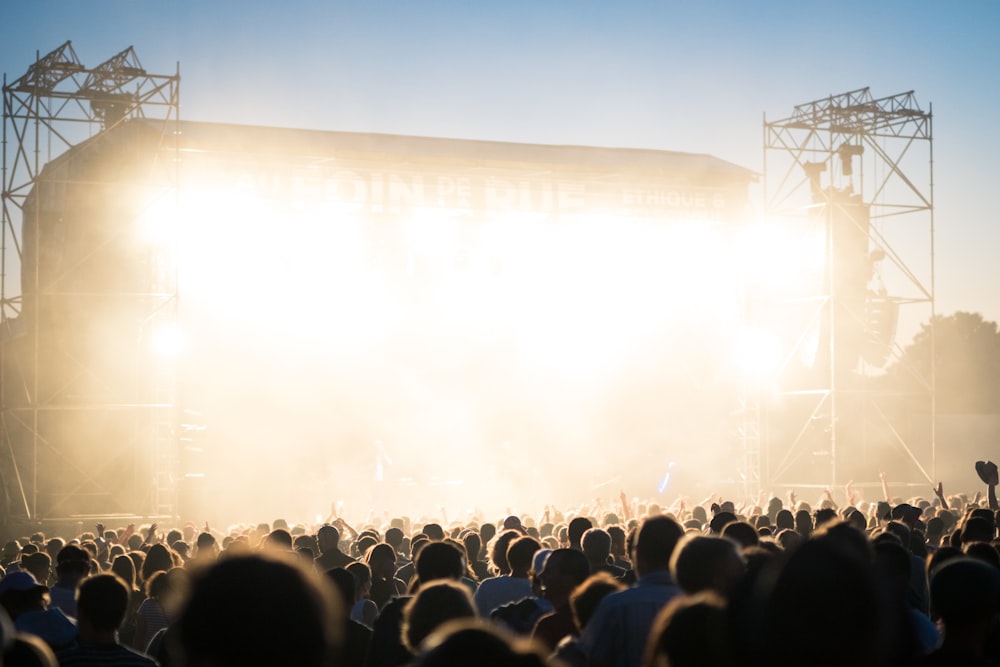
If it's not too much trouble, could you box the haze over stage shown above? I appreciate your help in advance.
[13,117,763,522]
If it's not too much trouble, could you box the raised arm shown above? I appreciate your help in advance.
[933,482,949,510]
[879,471,891,503]
[821,488,837,510]
[986,465,999,511]
[619,491,633,521]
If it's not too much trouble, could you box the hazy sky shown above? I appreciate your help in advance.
[3,1,999,342]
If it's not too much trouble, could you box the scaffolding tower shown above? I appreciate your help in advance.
[761,88,935,491]
[1,42,181,521]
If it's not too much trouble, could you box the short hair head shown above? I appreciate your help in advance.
[77,573,130,631]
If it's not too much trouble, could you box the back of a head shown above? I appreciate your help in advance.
[774,509,795,532]
[720,522,758,549]
[480,523,497,547]
[463,533,481,560]
[402,580,476,652]
[581,528,612,563]
[489,530,520,574]
[422,523,446,542]
[5,632,59,667]
[506,536,541,574]
[873,539,911,598]
[756,536,897,667]
[141,543,175,582]
[635,516,684,576]
[546,548,591,590]
[645,593,730,667]
[77,573,129,632]
[708,512,736,535]
[366,543,396,569]
[814,507,839,528]
[964,541,1000,569]
[265,528,293,551]
[178,553,342,667]
[961,516,995,545]
[317,524,340,549]
[20,553,51,584]
[55,544,91,581]
[416,619,548,667]
[568,517,594,548]
[569,572,625,632]
[346,561,371,587]
[325,568,356,610]
[670,535,745,598]
[925,516,944,541]
[416,541,465,585]
[355,535,378,558]
[502,516,523,532]
[794,509,813,536]
[196,531,217,551]
[930,556,1000,629]
[386,527,404,549]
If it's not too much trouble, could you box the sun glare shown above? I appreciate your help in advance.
[126,162,827,520]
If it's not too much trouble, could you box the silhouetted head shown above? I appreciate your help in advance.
[415,619,549,667]
[634,516,684,578]
[178,553,342,667]
[415,542,465,587]
[930,556,1000,630]
[506,536,541,577]
[569,572,624,632]
[77,573,130,632]
[645,592,730,667]
[670,535,745,598]
[581,528,612,566]
[538,548,590,608]
[567,517,594,550]
[402,580,476,652]
[721,522,759,549]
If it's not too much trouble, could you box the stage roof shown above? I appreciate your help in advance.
[164,119,756,182]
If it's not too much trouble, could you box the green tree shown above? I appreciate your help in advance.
[883,311,1000,414]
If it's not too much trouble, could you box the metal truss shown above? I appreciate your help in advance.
[1,42,180,520]
[760,87,934,492]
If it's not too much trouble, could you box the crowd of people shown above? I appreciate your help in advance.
[1,464,1000,666]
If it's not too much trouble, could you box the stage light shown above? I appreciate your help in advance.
[837,143,864,176]
[804,161,826,195]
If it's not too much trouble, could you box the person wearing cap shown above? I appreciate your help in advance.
[976,460,999,511]
[0,570,77,651]
[891,503,923,529]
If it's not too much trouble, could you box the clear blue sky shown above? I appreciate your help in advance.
[3,1,999,340]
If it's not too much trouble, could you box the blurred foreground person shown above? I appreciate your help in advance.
[416,619,553,667]
[177,553,343,667]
